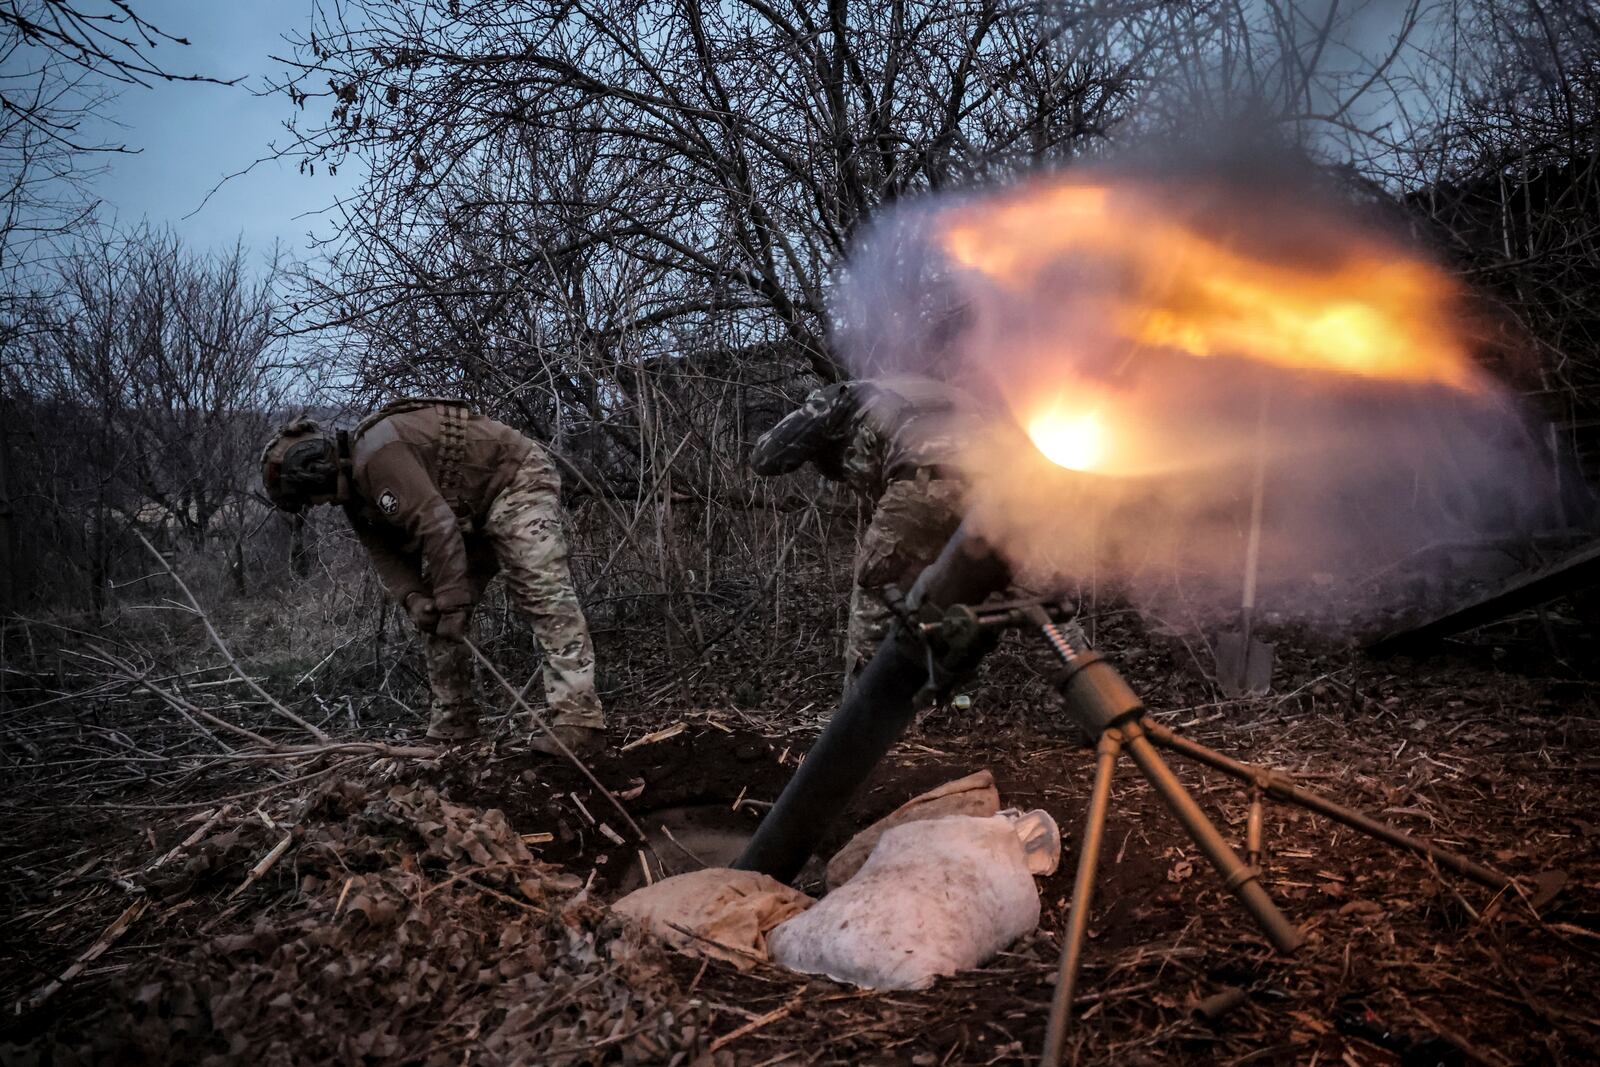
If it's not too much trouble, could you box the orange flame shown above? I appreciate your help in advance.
[935,177,1483,473]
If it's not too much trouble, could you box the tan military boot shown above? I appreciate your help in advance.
[426,705,482,742]
[528,723,606,759]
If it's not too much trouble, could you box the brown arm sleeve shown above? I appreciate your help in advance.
[346,512,427,604]
[358,445,475,613]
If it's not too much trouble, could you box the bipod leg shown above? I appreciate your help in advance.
[1141,720,1513,892]
[1041,729,1123,1067]
[1122,719,1305,953]
[1246,785,1265,869]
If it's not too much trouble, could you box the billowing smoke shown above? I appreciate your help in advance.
[832,162,1563,624]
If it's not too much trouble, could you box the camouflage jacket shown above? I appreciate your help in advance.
[344,398,536,612]
[750,376,968,498]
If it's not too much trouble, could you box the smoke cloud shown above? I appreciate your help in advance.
[832,160,1563,626]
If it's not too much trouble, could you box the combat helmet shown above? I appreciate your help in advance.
[259,418,349,512]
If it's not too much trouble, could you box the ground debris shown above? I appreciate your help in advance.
[4,779,695,1066]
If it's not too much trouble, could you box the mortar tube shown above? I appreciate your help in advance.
[734,523,1013,882]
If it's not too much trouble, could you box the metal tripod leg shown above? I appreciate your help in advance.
[1041,729,1123,1067]
[1141,720,1513,892]
[1246,785,1265,869]
[1122,719,1305,953]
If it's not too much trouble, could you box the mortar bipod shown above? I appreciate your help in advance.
[930,600,1518,1067]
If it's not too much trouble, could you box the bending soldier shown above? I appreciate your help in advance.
[751,376,967,693]
[260,399,605,754]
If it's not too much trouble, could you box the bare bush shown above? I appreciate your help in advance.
[1,226,295,612]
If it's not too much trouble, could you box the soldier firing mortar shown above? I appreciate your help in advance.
[750,376,970,694]
[260,398,605,755]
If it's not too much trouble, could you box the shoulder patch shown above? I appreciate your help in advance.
[378,489,400,516]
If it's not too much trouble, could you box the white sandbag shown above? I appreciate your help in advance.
[613,867,814,970]
[825,770,1001,890]
[768,814,1043,990]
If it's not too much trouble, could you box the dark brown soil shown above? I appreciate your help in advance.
[3,606,1599,1065]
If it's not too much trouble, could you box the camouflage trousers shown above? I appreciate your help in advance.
[844,475,965,691]
[426,448,604,733]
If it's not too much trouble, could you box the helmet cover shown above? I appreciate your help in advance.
[260,418,335,512]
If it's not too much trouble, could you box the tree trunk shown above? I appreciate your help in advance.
[231,535,247,596]
[290,513,310,578]
[90,502,107,619]
[0,425,16,612]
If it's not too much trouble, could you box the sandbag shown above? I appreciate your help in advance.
[1007,807,1063,876]
[613,867,813,970]
[825,770,1001,889]
[769,813,1043,990]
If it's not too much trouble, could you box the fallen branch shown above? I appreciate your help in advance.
[621,722,686,751]
[134,531,328,742]
[130,666,278,749]
[76,642,272,750]
[146,804,233,872]
[229,832,294,900]
[69,756,366,811]
[197,742,440,762]
[19,898,152,1015]
[708,995,803,1053]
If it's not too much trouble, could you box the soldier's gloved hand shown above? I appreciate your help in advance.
[404,592,440,633]
[434,608,470,642]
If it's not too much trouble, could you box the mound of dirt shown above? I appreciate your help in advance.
[6,780,703,1066]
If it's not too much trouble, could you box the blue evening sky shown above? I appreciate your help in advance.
[76,1,358,262]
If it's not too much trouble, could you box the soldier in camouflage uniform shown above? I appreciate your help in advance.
[751,376,968,691]
[260,399,605,754]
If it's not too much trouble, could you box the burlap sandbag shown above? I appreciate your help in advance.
[825,769,1000,890]
[613,868,814,970]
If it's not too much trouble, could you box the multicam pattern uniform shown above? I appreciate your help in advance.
[750,377,968,686]
[844,475,964,683]
[341,399,602,737]
[423,447,603,732]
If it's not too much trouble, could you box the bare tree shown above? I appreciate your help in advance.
[1,226,292,610]
[274,0,1137,379]
[1,1,222,285]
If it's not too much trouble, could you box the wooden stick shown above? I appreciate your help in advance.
[334,876,354,917]
[708,996,802,1053]
[147,804,232,871]
[621,722,686,751]
[638,849,655,885]
[20,898,151,1014]
[137,675,277,748]
[195,742,439,762]
[84,641,272,749]
[229,832,294,900]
